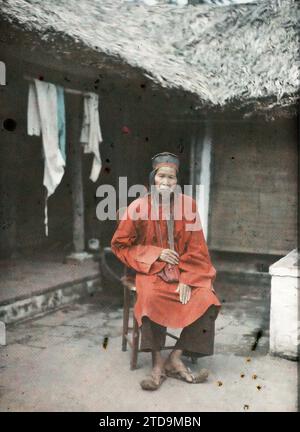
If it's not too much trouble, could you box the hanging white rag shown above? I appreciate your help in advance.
[80,92,103,182]
[27,79,66,235]
[27,83,41,136]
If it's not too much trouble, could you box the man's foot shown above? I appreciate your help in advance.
[164,356,209,384]
[140,366,167,391]
[164,356,193,382]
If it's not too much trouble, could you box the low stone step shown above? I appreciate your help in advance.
[0,275,102,325]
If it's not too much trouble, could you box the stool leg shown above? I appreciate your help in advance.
[130,315,140,370]
[191,355,198,364]
[122,286,130,352]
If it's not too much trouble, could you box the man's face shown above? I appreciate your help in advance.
[154,166,177,195]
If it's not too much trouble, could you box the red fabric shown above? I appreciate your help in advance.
[111,193,221,329]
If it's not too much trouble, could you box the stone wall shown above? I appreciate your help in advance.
[209,119,298,255]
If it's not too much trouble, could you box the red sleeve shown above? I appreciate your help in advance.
[178,200,216,289]
[111,206,165,275]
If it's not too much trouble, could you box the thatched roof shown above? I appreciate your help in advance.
[0,0,299,112]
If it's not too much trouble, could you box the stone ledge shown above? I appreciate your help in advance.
[0,273,101,306]
[0,276,102,325]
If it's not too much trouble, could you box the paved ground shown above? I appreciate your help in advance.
[0,253,99,303]
[0,283,297,412]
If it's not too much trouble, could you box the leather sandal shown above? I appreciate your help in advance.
[165,365,209,384]
[140,372,167,391]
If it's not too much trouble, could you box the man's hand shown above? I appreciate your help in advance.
[158,249,179,265]
[176,282,191,305]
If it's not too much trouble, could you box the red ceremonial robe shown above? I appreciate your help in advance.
[111,193,221,329]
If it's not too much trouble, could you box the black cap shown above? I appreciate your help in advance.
[151,152,179,171]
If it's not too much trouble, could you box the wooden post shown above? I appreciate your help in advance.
[198,120,212,240]
[0,133,18,258]
[189,132,196,197]
[69,96,85,254]
[190,124,202,201]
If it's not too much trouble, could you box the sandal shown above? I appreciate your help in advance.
[140,372,167,391]
[165,365,209,384]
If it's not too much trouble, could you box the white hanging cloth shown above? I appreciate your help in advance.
[80,92,103,182]
[27,79,65,235]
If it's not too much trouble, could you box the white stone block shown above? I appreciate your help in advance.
[269,249,299,360]
[0,321,6,346]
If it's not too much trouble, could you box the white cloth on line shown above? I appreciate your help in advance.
[27,80,65,235]
[27,83,41,136]
[80,92,103,182]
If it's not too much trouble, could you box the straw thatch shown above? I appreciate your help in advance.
[0,0,299,112]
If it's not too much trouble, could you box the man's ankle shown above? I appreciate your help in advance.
[169,349,183,360]
[152,363,164,372]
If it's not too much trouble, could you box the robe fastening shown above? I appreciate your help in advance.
[111,193,221,329]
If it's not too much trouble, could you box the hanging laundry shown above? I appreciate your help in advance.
[27,79,66,235]
[56,85,66,162]
[27,83,41,136]
[80,92,103,182]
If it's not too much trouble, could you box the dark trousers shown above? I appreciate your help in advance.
[140,305,218,358]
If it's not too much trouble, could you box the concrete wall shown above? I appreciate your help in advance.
[209,119,298,255]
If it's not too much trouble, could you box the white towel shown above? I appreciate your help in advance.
[27,79,66,235]
[80,92,103,182]
[27,83,41,136]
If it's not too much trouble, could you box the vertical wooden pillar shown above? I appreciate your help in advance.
[0,134,18,258]
[198,120,212,240]
[189,132,196,196]
[190,121,212,240]
[69,96,85,254]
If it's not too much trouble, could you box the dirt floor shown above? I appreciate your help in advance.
[0,281,297,412]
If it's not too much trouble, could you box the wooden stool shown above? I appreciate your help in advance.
[121,276,140,370]
[121,273,189,370]
[100,247,198,370]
